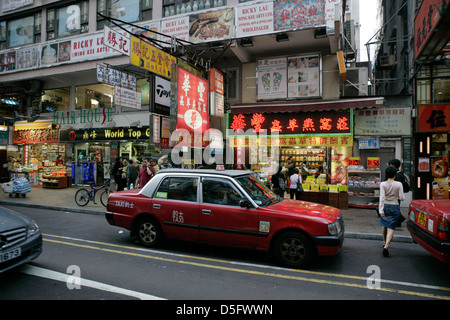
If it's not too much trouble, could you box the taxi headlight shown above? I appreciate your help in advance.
[327,220,342,236]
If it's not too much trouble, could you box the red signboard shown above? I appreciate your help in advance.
[176,66,209,134]
[13,127,59,144]
[417,105,450,132]
[230,110,352,135]
[414,0,450,59]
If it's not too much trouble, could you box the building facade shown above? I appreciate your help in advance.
[0,0,394,208]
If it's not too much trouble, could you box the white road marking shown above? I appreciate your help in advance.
[19,265,165,300]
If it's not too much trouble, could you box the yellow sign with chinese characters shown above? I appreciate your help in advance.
[232,135,354,147]
[130,36,177,78]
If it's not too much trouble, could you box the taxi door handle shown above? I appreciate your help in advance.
[202,209,211,215]
[153,204,161,209]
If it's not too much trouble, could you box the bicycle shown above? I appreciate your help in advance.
[74,179,111,207]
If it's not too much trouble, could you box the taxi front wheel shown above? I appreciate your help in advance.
[273,231,316,269]
[135,217,163,248]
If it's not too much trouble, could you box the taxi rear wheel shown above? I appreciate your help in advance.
[273,231,315,269]
[135,217,162,248]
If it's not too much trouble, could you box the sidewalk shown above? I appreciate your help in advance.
[0,186,412,243]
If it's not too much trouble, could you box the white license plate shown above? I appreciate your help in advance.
[0,248,21,262]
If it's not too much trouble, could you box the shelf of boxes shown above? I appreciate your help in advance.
[348,169,381,208]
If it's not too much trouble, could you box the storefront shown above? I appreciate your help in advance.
[414,104,450,200]
[229,97,385,208]
[351,106,413,208]
[59,125,157,185]
[11,120,70,188]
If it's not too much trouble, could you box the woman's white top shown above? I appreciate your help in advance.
[379,180,405,214]
[289,174,302,189]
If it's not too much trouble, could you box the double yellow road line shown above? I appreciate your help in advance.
[43,233,450,300]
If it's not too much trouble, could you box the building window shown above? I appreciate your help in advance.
[41,88,71,112]
[416,65,450,105]
[47,2,89,41]
[1,14,41,49]
[226,68,239,101]
[75,84,114,110]
[97,0,150,29]
[163,0,226,17]
[416,79,431,105]
[433,79,450,104]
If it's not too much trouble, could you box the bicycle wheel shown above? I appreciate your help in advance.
[75,188,90,206]
[100,189,111,207]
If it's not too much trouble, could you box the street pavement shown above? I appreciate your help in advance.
[0,185,412,243]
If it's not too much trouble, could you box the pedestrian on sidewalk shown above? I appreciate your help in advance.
[137,158,155,188]
[126,159,139,190]
[379,166,405,257]
[112,156,126,191]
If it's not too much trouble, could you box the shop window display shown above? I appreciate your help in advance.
[41,88,70,112]
[75,84,114,109]
[11,143,70,188]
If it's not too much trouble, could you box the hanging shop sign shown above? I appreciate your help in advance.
[414,0,450,59]
[114,86,141,109]
[417,105,450,132]
[229,110,352,135]
[97,64,137,90]
[130,36,177,79]
[232,135,353,148]
[60,126,150,142]
[355,107,411,136]
[176,66,209,134]
[160,8,234,45]
[13,123,59,144]
[210,68,224,117]
[273,0,325,32]
[235,1,274,38]
[103,26,130,56]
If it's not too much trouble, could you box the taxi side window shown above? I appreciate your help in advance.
[202,178,244,206]
[155,177,198,202]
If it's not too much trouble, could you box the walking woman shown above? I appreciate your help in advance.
[379,166,405,257]
[289,168,302,200]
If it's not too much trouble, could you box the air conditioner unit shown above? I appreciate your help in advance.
[342,67,368,97]
[379,55,396,67]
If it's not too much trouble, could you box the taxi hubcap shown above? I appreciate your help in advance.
[140,222,156,243]
[280,238,305,263]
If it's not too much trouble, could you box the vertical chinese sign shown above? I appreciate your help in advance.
[210,68,224,117]
[176,66,210,135]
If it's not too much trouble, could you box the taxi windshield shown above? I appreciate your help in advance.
[235,174,279,206]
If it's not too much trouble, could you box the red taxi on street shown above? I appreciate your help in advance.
[105,169,344,268]
[408,200,450,263]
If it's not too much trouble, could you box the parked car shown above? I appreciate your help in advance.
[105,169,344,268]
[408,199,450,263]
[0,207,42,273]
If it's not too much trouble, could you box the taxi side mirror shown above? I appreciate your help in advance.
[239,199,251,208]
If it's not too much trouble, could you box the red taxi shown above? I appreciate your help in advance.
[408,200,450,263]
[105,169,344,268]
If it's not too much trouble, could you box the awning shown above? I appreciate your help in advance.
[230,97,384,114]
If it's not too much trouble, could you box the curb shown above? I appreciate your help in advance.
[344,232,413,243]
[0,201,104,216]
